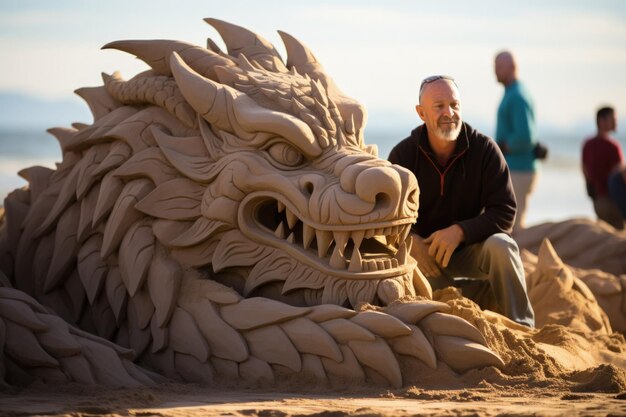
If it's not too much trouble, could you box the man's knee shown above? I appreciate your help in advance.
[483,233,519,257]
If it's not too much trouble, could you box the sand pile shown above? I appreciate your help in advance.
[422,231,626,394]
[517,218,626,333]
[426,290,626,394]
[524,240,612,333]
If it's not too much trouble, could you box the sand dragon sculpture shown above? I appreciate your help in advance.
[0,18,506,388]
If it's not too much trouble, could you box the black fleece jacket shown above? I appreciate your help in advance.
[388,122,516,245]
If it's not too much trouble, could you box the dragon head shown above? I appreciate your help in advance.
[98,19,427,308]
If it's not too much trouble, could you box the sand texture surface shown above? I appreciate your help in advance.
[1,381,625,416]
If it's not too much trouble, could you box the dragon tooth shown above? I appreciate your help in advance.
[387,234,399,247]
[316,230,333,258]
[377,260,386,270]
[275,222,286,239]
[383,227,391,236]
[351,230,364,250]
[364,229,375,239]
[368,259,379,272]
[287,232,295,244]
[286,208,298,229]
[329,246,346,269]
[383,259,392,269]
[302,223,315,249]
[373,235,388,246]
[391,258,399,268]
[359,260,366,272]
[277,200,286,213]
[401,224,411,243]
[397,241,408,265]
[348,247,363,272]
[361,260,369,272]
[333,231,349,252]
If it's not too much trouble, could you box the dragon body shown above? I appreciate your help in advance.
[0,18,504,388]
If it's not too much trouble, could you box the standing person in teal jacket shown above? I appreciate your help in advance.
[494,51,538,232]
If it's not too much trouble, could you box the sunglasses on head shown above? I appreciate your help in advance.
[419,75,457,99]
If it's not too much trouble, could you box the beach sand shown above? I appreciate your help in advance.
[1,381,625,416]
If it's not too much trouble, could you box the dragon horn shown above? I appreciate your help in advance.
[277,30,319,69]
[278,31,367,147]
[277,29,342,98]
[103,39,234,80]
[169,51,232,131]
[204,18,286,72]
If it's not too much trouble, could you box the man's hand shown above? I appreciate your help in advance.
[409,232,442,278]
[423,224,465,268]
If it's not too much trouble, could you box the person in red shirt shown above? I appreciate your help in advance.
[582,106,625,230]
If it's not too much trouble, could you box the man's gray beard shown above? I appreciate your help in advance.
[436,123,462,142]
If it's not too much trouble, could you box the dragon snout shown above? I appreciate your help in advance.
[341,163,418,220]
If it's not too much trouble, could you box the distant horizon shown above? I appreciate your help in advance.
[1,89,625,143]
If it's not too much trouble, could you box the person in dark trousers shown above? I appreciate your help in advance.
[388,75,535,327]
[608,166,626,220]
[582,106,625,230]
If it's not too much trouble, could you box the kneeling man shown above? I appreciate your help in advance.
[389,75,535,327]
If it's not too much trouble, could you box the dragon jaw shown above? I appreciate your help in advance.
[241,193,414,278]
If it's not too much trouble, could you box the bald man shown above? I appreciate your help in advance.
[388,75,535,328]
[494,51,539,232]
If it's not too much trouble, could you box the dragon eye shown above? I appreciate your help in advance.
[267,142,304,167]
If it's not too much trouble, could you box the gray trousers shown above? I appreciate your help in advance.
[427,233,535,327]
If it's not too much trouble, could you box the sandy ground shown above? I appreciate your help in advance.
[1,383,626,417]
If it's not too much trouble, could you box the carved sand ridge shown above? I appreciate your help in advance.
[517,219,626,334]
[0,18,504,387]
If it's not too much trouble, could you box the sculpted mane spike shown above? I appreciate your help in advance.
[0,18,507,388]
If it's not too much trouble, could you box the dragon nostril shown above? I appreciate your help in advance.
[376,192,391,209]
[304,182,314,196]
[299,175,321,197]
[355,166,401,208]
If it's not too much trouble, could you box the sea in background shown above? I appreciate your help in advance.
[3,124,624,228]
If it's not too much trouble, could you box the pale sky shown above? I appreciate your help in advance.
[1,0,626,135]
